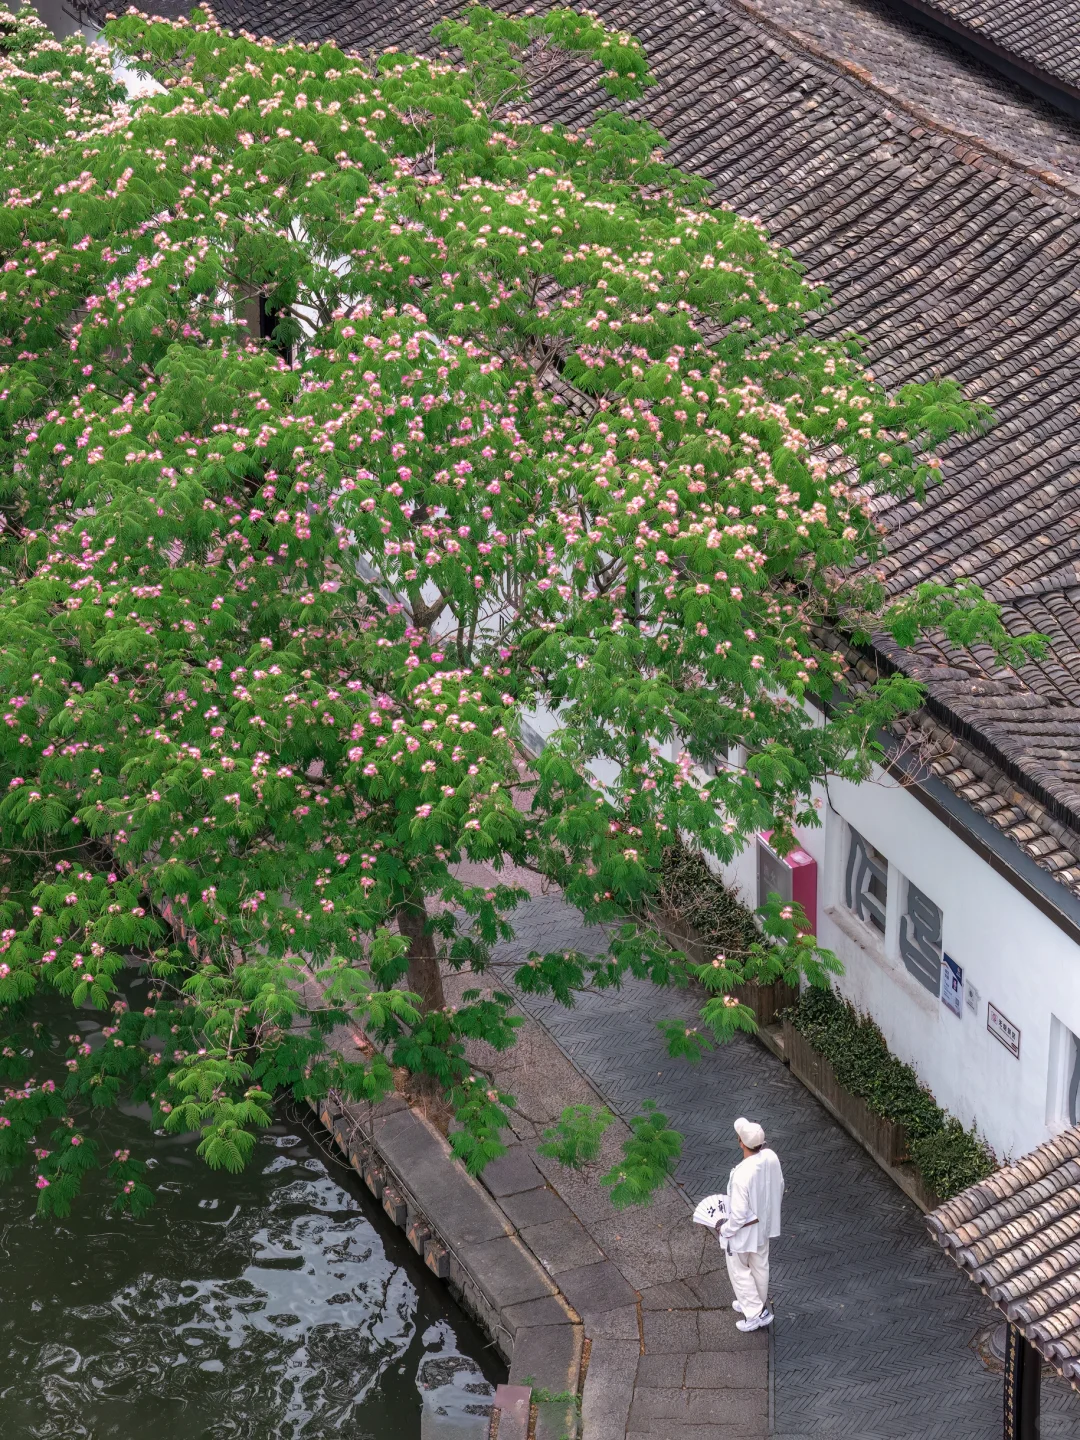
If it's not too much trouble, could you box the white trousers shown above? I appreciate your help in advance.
[725,1241,770,1320]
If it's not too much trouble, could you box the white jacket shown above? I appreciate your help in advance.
[719,1147,784,1254]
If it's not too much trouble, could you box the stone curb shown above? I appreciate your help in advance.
[308,1092,583,1440]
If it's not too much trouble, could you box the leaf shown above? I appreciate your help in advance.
[537,1103,613,1170]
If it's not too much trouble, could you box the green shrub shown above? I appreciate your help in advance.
[783,986,995,1199]
[911,1120,996,1201]
[788,987,943,1139]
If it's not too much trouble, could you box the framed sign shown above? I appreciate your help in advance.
[940,954,963,1018]
[988,1003,1021,1059]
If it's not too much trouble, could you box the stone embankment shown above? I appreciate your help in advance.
[307,972,767,1440]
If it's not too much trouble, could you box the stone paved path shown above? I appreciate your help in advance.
[491,894,1080,1439]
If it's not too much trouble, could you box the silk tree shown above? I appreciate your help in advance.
[0,4,1031,1212]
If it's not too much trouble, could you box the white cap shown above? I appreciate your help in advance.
[734,1117,765,1149]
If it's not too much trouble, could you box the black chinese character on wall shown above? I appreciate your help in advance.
[844,827,888,934]
[899,882,942,994]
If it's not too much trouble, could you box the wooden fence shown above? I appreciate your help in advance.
[783,1021,910,1169]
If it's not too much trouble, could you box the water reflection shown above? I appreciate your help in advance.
[0,1116,503,1439]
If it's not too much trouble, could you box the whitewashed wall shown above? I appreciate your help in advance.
[719,767,1080,1162]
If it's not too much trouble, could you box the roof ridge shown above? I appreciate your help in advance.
[709,0,1080,207]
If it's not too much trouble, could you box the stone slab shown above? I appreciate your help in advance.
[581,1303,641,1339]
[554,1259,638,1318]
[685,1349,768,1391]
[636,1351,687,1388]
[631,1386,688,1420]
[626,1428,760,1439]
[492,1384,531,1440]
[629,1384,766,1429]
[641,1308,700,1355]
[370,1093,408,1120]
[498,1185,577,1230]
[685,1270,735,1310]
[687,1388,768,1428]
[456,1235,557,1310]
[479,1144,544,1198]
[520,1218,605,1276]
[510,1326,582,1440]
[581,1336,640,1440]
[509,1320,582,1394]
[369,1108,510,1246]
[502,1294,578,1335]
[698,1309,766,1354]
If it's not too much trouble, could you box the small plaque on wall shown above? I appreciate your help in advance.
[988,1003,1021,1059]
[940,954,963,1018]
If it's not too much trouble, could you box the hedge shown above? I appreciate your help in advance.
[784,986,996,1200]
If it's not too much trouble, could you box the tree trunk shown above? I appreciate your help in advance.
[397,896,445,1014]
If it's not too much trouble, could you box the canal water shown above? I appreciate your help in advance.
[0,1087,503,1439]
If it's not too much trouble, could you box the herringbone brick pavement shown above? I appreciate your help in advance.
[494,895,1080,1437]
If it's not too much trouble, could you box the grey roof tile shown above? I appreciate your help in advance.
[928,1129,1080,1381]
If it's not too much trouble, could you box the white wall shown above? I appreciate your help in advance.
[719,766,1080,1162]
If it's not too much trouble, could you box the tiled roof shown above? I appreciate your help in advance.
[927,1129,1080,1383]
[738,0,1080,190]
[102,0,1080,897]
[887,0,1080,99]
[815,621,1080,893]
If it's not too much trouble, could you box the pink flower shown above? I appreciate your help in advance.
[35,1176,49,1189]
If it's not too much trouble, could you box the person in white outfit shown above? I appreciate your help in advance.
[718,1116,784,1332]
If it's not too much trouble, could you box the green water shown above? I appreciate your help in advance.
[0,999,504,1439]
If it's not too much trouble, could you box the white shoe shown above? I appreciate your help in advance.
[736,1309,773,1332]
[732,1300,745,1314]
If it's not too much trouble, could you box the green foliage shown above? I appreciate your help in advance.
[537,1102,614,1171]
[784,987,996,1198]
[0,2,1017,1213]
[786,986,942,1137]
[601,1101,682,1208]
[653,840,840,1051]
[910,1118,996,1201]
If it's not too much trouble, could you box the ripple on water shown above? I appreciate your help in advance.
[0,1116,503,1440]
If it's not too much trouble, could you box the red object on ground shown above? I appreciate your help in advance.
[491,1384,532,1440]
